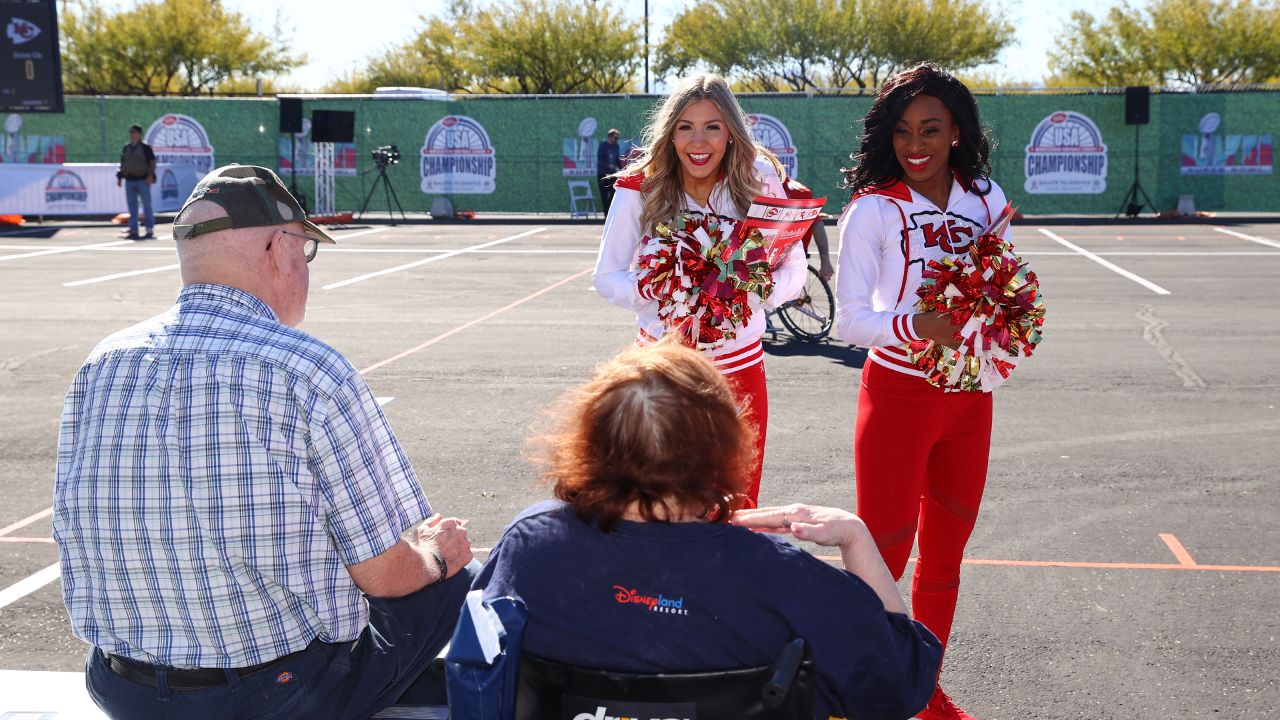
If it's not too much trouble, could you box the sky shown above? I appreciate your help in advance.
[99,0,1119,91]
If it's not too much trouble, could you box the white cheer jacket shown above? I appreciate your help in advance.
[593,158,808,375]
[834,174,1011,378]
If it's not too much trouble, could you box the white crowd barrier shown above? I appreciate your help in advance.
[0,163,200,217]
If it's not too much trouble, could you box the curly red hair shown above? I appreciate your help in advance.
[528,341,755,531]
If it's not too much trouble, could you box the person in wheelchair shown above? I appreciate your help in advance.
[470,341,942,719]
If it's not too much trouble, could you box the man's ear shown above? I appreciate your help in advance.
[265,228,293,280]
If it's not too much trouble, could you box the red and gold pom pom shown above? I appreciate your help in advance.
[635,212,773,351]
[908,210,1045,391]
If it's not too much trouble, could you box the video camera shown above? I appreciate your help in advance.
[371,145,400,168]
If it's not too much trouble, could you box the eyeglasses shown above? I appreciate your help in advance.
[277,229,319,263]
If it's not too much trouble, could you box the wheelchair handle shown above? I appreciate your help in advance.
[761,638,806,709]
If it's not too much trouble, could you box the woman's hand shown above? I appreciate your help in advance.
[734,503,906,613]
[911,311,960,349]
[731,503,867,550]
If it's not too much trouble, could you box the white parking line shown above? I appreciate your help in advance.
[0,245,596,256]
[1094,251,1280,256]
[359,266,592,374]
[1213,227,1280,250]
[1021,251,1280,256]
[323,228,547,290]
[0,239,133,262]
[13,246,1271,258]
[0,243,175,252]
[462,248,596,254]
[43,228,383,286]
[0,562,60,611]
[1037,228,1172,295]
[63,263,181,287]
[331,227,391,241]
[324,248,596,254]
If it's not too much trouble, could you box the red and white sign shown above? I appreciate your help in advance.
[737,193,826,267]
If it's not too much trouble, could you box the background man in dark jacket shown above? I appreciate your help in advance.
[596,128,621,213]
[116,124,156,239]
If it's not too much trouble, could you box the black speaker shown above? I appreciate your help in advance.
[311,110,355,143]
[279,98,303,134]
[1124,86,1150,125]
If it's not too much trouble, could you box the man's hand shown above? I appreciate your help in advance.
[409,514,473,582]
[346,514,473,597]
[145,176,155,185]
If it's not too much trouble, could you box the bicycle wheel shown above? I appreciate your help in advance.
[777,266,835,342]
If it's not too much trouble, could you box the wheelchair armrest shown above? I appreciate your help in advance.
[763,638,806,709]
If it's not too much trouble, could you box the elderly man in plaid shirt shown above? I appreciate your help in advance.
[53,165,476,719]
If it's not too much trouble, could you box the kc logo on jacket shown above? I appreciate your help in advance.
[903,209,984,258]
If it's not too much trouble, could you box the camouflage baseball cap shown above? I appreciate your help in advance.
[172,164,335,245]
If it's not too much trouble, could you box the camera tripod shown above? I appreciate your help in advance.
[358,162,407,224]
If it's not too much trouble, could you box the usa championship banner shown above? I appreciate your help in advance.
[0,163,200,215]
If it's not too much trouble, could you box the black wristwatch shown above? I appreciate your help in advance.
[429,550,448,585]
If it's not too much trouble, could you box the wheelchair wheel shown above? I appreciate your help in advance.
[777,266,834,342]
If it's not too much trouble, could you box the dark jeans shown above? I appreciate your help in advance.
[123,178,154,235]
[597,176,616,214]
[85,561,479,719]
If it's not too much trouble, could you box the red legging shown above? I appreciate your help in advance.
[854,360,992,654]
[725,361,768,507]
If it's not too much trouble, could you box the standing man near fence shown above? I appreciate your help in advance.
[116,124,156,240]
[597,127,622,213]
[54,164,476,719]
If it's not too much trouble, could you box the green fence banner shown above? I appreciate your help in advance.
[5,92,1276,216]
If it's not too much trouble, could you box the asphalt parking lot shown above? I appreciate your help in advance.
[1,217,1278,718]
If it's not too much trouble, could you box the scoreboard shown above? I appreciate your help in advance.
[1,0,63,113]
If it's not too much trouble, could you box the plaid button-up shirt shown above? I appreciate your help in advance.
[53,283,430,669]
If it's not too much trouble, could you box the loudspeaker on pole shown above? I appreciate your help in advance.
[1124,86,1150,125]
[279,98,303,134]
[311,110,356,144]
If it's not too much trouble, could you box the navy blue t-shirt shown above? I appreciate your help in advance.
[473,500,942,719]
